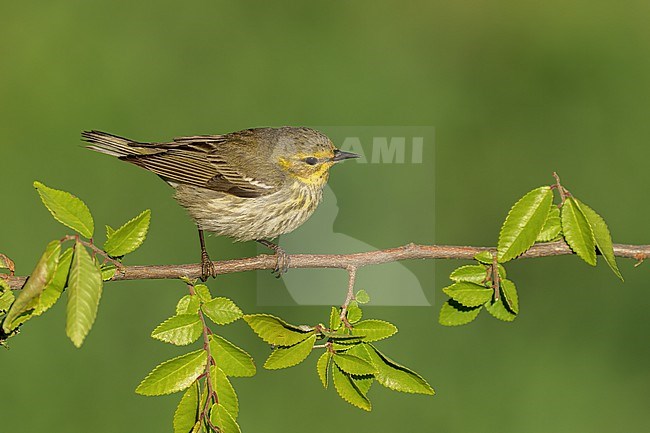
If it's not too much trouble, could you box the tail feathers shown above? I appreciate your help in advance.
[82,130,139,158]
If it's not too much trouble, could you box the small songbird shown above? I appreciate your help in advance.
[82,127,359,280]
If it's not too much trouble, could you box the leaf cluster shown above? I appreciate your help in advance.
[244,291,434,412]
[0,182,150,347]
[440,178,622,326]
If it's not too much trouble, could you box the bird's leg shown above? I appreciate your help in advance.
[257,239,290,277]
[198,229,216,281]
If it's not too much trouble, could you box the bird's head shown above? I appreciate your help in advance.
[273,127,359,186]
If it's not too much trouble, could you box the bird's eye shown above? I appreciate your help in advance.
[304,157,319,165]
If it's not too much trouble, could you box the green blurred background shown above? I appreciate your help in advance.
[2,1,650,432]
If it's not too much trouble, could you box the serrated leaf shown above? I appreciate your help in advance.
[366,345,435,395]
[486,298,516,322]
[35,247,73,315]
[317,351,332,389]
[243,314,313,346]
[66,242,103,347]
[498,186,553,263]
[333,353,377,376]
[449,265,488,284]
[2,241,60,332]
[355,290,370,304]
[152,314,202,346]
[346,302,362,323]
[474,251,494,264]
[439,299,482,326]
[176,295,201,315]
[100,264,117,282]
[575,199,623,280]
[103,209,151,256]
[136,349,207,396]
[211,366,239,420]
[332,364,372,411]
[209,334,256,377]
[351,319,397,342]
[34,181,94,238]
[264,334,316,370]
[561,197,596,266]
[210,404,241,433]
[193,284,212,302]
[537,205,561,242]
[500,279,519,314]
[442,282,493,307]
[329,307,342,330]
[353,375,374,396]
[202,297,242,325]
[0,282,15,313]
[105,225,115,239]
[173,381,200,433]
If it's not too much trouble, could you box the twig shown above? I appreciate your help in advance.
[339,266,358,327]
[3,241,649,290]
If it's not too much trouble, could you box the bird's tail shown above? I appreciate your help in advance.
[82,130,139,157]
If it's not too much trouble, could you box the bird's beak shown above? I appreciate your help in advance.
[331,149,360,162]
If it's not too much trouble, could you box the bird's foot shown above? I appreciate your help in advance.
[200,250,217,282]
[257,240,290,277]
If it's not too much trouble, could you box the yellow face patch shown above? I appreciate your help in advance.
[278,150,336,186]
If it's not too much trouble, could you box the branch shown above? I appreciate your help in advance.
[3,241,649,290]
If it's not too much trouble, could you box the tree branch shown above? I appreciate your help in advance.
[3,241,649,290]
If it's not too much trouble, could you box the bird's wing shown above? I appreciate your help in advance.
[122,135,283,198]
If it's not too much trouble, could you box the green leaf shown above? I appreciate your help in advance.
[561,197,596,266]
[474,251,494,264]
[243,314,314,346]
[500,279,519,314]
[355,290,370,304]
[194,284,212,302]
[136,349,208,396]
[176,294,201,315]
[35,247,74,315]
[2,240,60,332]
[201,297,243,325]
[34,181,94,238]
[536,205,562,242]
[366,345,435,395]
[66,242,103,347]
[442,282,493,307]
[317,351,332,389]
[103,209,151,256]
[209,334,256,377]
[0,282,15,314]
[449,264,488,284]
[332,365,372,411]
[329,307,342,330]
[486,297,516,322]
[351,319,397,342]
[439,299,482,326]
[575,199,623,280]
[333,353,377,376]
[151,314,202,346]
[105,225,115,239]
[210,404,241,433]
[211,366,239,420]
[346,301,362,323]
[498,186,553,262]
[173,382,200,433]
[100,264,117,281]
[264,334,317,370]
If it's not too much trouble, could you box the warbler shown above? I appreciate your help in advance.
[82,127,359,279]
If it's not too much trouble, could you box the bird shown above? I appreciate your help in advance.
[82,127,359,280]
